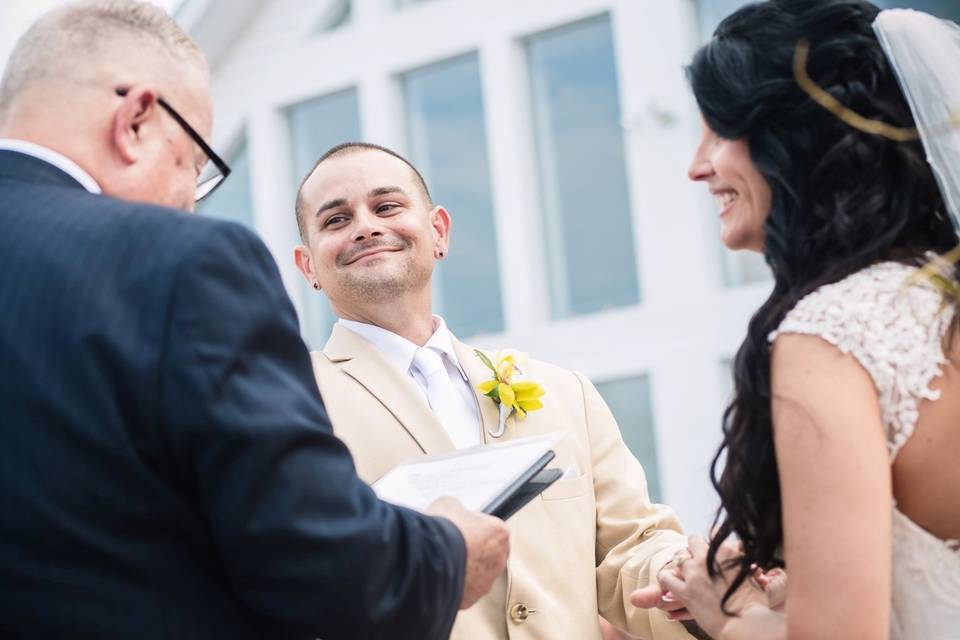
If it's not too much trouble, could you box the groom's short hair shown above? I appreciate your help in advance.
[295,142,433,240]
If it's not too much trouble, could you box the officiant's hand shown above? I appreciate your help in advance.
[428,497,510,609]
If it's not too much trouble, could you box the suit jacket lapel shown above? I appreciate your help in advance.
[451,339,505,445]
[324,324,455,454]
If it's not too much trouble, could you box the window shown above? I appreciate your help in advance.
[527,15,640,319]
[403,54,504,337]
[287,88,362,349]
[196,138,255,228]
[595,375,661,502]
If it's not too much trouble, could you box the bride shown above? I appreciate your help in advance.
[632,1,960,638]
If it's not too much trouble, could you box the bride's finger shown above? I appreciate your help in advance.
[658,594,688,613]
[687,535,709,558]
[660,567,687,596]
[666,608,694,621]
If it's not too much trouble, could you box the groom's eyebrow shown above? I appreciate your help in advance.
[369,186,407,198]
[315,198,347,217]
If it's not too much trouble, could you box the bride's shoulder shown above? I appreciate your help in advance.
[769,261,947,349]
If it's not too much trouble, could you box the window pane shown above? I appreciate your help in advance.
[287,89,362,349]
[196,139,255,228]
[403,54,504,337]
[527,15,640,319]
[595,375,661,502]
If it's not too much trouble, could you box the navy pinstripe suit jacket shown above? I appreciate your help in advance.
[0,150,464,640]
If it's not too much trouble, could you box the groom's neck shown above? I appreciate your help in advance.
[334,289,435,346]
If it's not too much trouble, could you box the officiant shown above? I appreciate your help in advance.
[0,3,510,638]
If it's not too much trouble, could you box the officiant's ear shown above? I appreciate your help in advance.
[293,244,321,291]
[431,206,451,260]
[112,85,160,165]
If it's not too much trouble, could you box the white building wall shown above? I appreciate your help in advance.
[193,0,773,534]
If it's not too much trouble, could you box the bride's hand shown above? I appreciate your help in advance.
[658,536,770,639]
[753,566,787,611]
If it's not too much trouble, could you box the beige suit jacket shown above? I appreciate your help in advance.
[311,325,692,640]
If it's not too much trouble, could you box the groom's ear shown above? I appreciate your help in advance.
[294,245,320,290]
[430,206,451,257]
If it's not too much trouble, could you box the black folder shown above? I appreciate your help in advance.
[483,451,563,520]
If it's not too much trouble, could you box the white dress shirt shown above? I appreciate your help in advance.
[0,139,102,194]
[338,316,483,448]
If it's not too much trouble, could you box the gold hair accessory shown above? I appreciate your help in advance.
[793,38,960,142]
[908,244,960,299]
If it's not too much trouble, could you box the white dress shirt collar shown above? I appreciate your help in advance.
[0,139,102,194]
[337,315,468,380]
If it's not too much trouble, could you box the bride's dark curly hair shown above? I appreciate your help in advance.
[688,0,957,608]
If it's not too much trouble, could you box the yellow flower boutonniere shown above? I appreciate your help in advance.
[474,349,545,437]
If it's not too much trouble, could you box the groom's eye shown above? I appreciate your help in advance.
[376,202,400,214]
[324,214,349,227]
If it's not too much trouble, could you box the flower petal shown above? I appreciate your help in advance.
[477,380,499,395]
[518,398,544,412]
[498,382,516,408]
[497,359,515,383]
[512,381,544,400]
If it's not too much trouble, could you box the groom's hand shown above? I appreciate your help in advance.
[428,497,510,609]
[630,557,693,622]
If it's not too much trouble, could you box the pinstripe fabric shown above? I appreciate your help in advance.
[0,151,466,640]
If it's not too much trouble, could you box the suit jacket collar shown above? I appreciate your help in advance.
[324,324,456,454]
[0,147,96,193]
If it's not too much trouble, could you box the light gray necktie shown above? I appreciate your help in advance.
[411,347,476,449]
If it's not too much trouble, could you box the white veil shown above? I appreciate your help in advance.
[874,9,960,235]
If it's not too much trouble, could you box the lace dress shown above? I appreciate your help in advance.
[768,262,960,639]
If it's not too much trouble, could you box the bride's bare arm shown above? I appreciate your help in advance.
[770,333,890,638]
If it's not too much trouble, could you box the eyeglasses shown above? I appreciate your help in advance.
[115,87,231,202]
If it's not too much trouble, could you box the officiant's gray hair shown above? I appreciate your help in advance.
[0,0,205,118]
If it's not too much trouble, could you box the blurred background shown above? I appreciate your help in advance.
[2,0,957,533]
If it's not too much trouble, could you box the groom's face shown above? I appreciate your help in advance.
[295,149,449,309]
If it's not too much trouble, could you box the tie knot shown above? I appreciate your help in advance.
[412,347,446,378]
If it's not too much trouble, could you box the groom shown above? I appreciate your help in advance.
[293,142,693,640]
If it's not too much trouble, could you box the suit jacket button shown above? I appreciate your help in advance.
[509,603,536,623]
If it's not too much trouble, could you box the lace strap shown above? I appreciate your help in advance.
[768,263,953,460]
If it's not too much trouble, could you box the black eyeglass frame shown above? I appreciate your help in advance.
[115,87,231,201]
